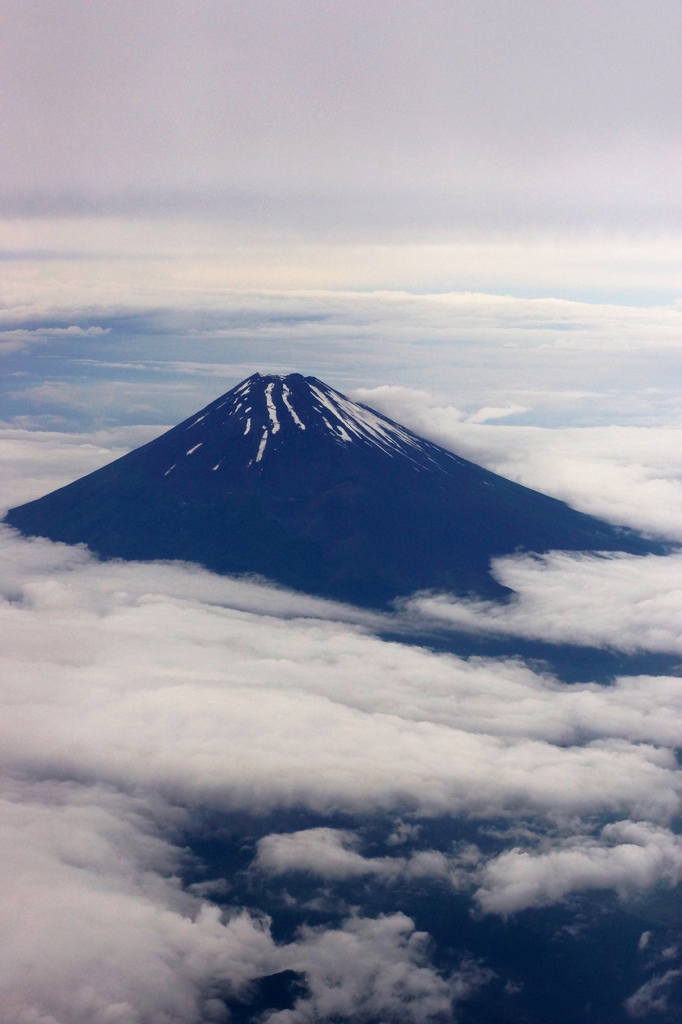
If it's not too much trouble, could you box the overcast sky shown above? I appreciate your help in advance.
[3,0,680,222]
[2,0,681,297]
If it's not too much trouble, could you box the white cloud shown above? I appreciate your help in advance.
[2,2,681,1008]
[1,527,680,825]
[3,285,682,434]
[475,821,682,915]
[254,819,682,920]
[407,551,682,653]
[0,777,280,1024]
[0,774,484,1023]
[257,828,405,881]
[255,828,458,887]
[0,428,140,509]
[272,914,491,1024]
[466,405,530,424]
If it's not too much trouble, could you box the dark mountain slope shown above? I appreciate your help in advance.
[4,372,664,607]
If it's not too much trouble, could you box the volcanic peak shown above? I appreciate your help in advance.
[165,372,455,477]
[4,371,667,609]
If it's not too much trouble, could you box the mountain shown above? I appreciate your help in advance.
[4,372,664,607]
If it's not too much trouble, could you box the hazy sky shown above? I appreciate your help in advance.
[2,0,681,296]
[3,0,680,221]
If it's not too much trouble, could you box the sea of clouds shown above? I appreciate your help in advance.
[1,396,681,1022]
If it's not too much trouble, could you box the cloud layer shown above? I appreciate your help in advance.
[3,289,682,443]
[2,403,681,1020]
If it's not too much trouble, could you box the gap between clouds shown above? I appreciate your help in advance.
[1,777,486,1024]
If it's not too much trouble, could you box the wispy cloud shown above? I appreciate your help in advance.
[0,325,109,355]
[3,289,682,434]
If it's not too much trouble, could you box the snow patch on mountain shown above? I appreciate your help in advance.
[282,383,305,429]
[156,372,492,478]
[256,429,268,463]
[195,372,463,471]
[265,382,281,434]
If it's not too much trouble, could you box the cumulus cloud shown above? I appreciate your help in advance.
[1,774,483,1023]
[255,817,682,920]
[272,914,492,1024]
[255,828,460,887]
[257,828,405,881]
[475,821,682,915]
[254,813,682,921]
[0,776,281,1023]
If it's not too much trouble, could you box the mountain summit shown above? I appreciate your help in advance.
[4,372,662,606]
